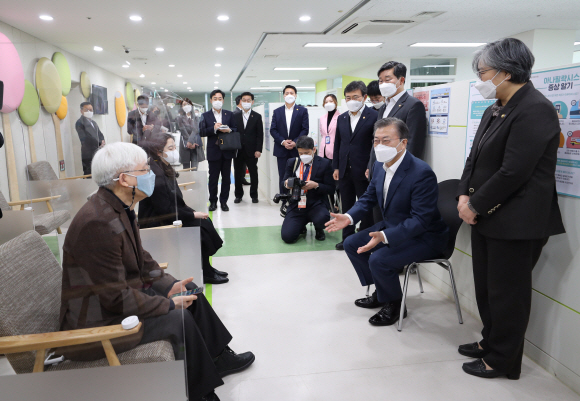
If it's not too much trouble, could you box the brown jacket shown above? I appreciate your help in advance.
[59,187,177,359]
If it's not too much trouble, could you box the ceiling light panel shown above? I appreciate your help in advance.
[274,67,327,71]
[410,43,486,47]
[304,43,381,47]
[39,15,53,21]
[130,15,142,21]
[260,79,299,82]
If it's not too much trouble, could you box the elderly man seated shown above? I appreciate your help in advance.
[59,142,254,401]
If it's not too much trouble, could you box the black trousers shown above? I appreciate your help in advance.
[208,157,232,204]
[277,156,292,194]
[339,167,373,241]
[471,228,548,375]
[82,159,92,175]
[234,150,258,199]
[140,287,232,401]
[180,147,198,170]
[281,203,330,243]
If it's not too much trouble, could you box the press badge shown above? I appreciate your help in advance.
[298,195,307,208]
[325,136,331,144]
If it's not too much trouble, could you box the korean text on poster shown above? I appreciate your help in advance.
[429,87,450,136]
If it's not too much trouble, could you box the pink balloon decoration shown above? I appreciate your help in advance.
[0,32,25,113]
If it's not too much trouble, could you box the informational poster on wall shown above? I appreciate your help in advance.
[428,87,450,136]
[531,66,580,198]
[465,82,496,160]
[413,90,429,112]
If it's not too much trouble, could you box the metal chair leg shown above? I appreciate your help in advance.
[415,263,424,293]
[445,260,463,324]
[398,265,412,332]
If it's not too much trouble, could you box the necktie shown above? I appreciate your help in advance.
[303,164,310,180]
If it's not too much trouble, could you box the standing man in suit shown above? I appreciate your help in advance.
[269,85,309,196]
[75,101,105,175]
[127,95,162,145]
[281,136,335,243]
[233,95,250,186]
[326,117,448,326]
[367,61,427,181]
[233,92,263,204]
[367,80,386,111]
[332,81,378,250]
[234,95,242,114]
[200,89,238,212]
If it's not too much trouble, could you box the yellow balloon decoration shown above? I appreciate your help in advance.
[56,96,68,119]
[115,91,126,127]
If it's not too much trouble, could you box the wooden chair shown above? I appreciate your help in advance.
[0,191,70,235]
[27,161,90,181]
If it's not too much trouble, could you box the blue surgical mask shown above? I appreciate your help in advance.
[125,170,156,197]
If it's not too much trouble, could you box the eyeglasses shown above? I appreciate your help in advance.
[476,68,494,79]
[114,158,151,180]
[345,95,363,101]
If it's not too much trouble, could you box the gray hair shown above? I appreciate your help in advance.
[344,80,367,97]
[472,38,535,84]
[374,117,409,140]
[92,142,148,188]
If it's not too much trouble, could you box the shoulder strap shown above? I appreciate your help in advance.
[293,157,299,171]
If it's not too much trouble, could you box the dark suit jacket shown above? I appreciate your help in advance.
[269,104,309,158]
[59,187,177,357]
[199,109,238,161]
[348,152,448,252]
[457,82,565,240]
[368,92,427,178]
[127,109,162,144]
[75,116,105,160]
[332,105,378,179]
[234,110,264,157]
[282,155,335,213]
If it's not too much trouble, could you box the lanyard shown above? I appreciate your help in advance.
[298,161,313,193]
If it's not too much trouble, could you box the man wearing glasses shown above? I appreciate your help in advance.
[332,80,378,250]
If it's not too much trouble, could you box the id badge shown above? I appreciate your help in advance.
[298,195,307,208]
[325,136,331,144]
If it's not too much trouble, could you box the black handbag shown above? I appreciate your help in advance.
[217,131,242,151]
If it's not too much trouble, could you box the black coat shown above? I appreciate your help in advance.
[282,155,335,213]
[457,82,565,240]
[75,116,105,160]
[199,109,238,161]
[127,109,162,144]
[233,110,264,157]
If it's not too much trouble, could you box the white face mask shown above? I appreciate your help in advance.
[300,153,313,164]
[372,101,385,110]
[182,104,192,113]
[83,111,93,119]
[324,102,336,112]
[162,149,180,164]
[474,70,507,100]
[346,100,363,113]
[212,100,223,110]
[284,95,296,104]
[242,102,252,110]
[194,111,200,117]
[139,107,148,114]
[379,80,401,98]
[374,141,402,163]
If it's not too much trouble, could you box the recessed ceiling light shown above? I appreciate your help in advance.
[214,81,219,84]
[217,15,229,21]
[299,16,311,21]
[183,82,187,84]
[215,63,221,67]
[39,15,53,21]
[296,86,315,89]
[423,65,455,68]
[187,87,191,89]
[125,61,131,65]
[575,42,580,45]
[216,47,224,51]
[151,82,156,84]
[189,89,193,92]
[177,74,183,77]
[93,46,103,51]
[156,47,164,52]
[139,74,145,78]
[215,74,220,77]
[274,67,327,71]
[250,87,283,90]
[410,42,486,47]
[129,15,142,21]
[160,87,164,89]
[214,86,218,89]
[260,79,299,82]
[164,89,168,92]
[122,65,129,68]
[169,64,175,67]
[304,42,381,48]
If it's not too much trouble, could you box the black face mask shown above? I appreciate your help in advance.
[153,109,161,116]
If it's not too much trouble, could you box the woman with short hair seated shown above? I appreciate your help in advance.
[138,133,229,284]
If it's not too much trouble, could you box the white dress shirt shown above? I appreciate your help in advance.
[348,104,365,132]
[383,90,406,118]
[242,109,251,128]
[213,108,222,132]
[284,104,294,142]
[139,109,147,125]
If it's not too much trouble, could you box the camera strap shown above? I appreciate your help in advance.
[298,162,312,192]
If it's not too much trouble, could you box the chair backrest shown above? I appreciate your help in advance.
[0,190,11,211]
[0,230,63,373]
[27,161,58,181]
[437,179,464,260]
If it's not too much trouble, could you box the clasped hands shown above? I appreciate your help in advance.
[282,140,296,150]
[186,142,198,149]
[325,213,383,254]
[167,277,197,309]
[457,195,477,225]
[214,122,232,133]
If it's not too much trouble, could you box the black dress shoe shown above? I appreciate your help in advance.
[458,342,488,358]
[209,202,217,212]
[369,302,407,326]
[315,229,325,241]
[335,241,344,250]
[221,204,229,211]
[242,179,251,186]
[354,291,385,309]
[462,358,519,380]
[252,198,259,203]
[234,198,242,204]
[204,272,229,284]
[214,346,255,378]
[201,391,220,401]
[213,267,228,277]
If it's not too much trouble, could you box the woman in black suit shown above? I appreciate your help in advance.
[138,133,228,284]
[457,38,565,379]
[176,98,205,170]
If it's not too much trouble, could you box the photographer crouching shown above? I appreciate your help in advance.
[275,136,335,243]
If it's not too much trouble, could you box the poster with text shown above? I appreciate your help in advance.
[465,82,496,161]
[429,87,450,136]
[413,90,429,112]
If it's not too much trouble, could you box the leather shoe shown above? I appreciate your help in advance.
[214,346,255,378]
[335,241,344,250]
[234,197,242,204]
[201,391,220,401]
[369,302,407,326]
[204,271,229,284]
[213,267,228,277]
[209,202,217,212]
[221,204,229,211]
[315,229,325,241]
[354,291,385,309]
[458,342,488,358]
[252,198,259,203]
[242,179,251,186]
[462,359,520,380]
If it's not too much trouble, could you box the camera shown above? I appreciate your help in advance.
[273,177,305,204]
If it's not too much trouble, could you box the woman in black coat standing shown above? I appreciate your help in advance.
[176,98,205,170]
[138,133,228,284]
[457,38,565,380]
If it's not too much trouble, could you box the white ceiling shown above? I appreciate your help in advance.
[1,0,580,94]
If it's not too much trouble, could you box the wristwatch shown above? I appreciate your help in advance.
[467,201,479,215]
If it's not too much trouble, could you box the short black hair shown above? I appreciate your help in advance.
[80,101,92,109]
[472,38,535,84]
[137,95,149,105]
[240,91,255,101]
[344,80,367,97]
[374,117,409,140]
[235,95,242,106]
[210,89,226,99]
[283,85,297,95]
[367,80,381,97]
[377,61,407,79]
[296,136,314,150]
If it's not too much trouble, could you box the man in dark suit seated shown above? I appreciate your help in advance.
[280,136,335,243]
[60,142,254,401]
[75,101,105,175]
[127,95,162,145]
[326,117,448,327]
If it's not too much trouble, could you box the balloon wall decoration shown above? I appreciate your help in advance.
[35,57,62,113]
[80,71,91,98]
[52,52,71,96]
[56,96,68,120]
[125,82,134,109]
[115,91,127,141]
[18,80,41,163]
